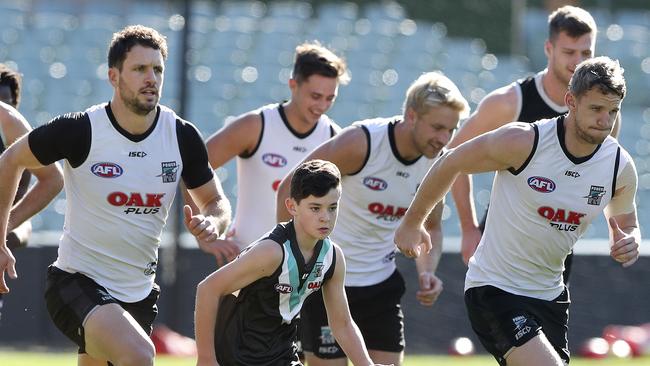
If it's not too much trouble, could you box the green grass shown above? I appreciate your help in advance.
[1,351,649,365]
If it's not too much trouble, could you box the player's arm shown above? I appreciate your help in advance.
[447,86,519,264]
[604,153,640,267]
[178,120,233,260]
[413,201,444,307]
[395,122,536,257]
[195,240,282,366]
[276,125,368,222]
[205,112,263,168]
[0,105,63,233]
[0,135,48,292]
[321,245,375,366]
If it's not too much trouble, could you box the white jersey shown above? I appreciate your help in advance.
[465,117,630,300]
[232,103,338,246]
[331,118,438,286]
[29,103,213,303]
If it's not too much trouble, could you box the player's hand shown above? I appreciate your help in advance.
[416,271,443,306]
[202,237,240,267]
[609,217,639,268]
[184,205,218,241]
[0,244,17,293]
[394,222,431,258]
[460,226,482,265]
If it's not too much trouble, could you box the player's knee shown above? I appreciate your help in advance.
[115,341,155,366]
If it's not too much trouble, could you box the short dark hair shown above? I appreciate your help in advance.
[290,159,341,204]
[569,56,626,99]
[548,6,597,42]
[108,25,168,70]
[292,41,350,85]
[0,63,22,108]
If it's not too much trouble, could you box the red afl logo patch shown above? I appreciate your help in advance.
[262,153,287,167]
[363,177,388,191]
[91,162,123,178]
[527,176,556,193]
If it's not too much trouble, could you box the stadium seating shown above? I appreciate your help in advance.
[0,0,647,239]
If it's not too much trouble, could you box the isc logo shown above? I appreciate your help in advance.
[262,153,287,167]
[91,162,123,178]
[274,283,293,294]
[363,177,388,191]
[527,176,556,193]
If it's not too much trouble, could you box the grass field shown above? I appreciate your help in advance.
[2,351,649,365]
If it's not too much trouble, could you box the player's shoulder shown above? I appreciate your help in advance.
[228,109,264,130]
[482,83,519,108]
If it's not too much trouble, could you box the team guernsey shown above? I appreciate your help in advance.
[332,117,438,286]
[513,71,568,122]
[465,116,631,300]
[232,103,338,247]
[28,103,213,303]
[216,221,336,365]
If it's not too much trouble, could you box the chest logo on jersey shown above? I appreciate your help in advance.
[396,171,410,178]
[293,146,307,153]
[262,153,287,167]
[91,162,123,178]
[156,161,178,183]
[363,177,388,191]
[527,176,556,193]
[537,206,586,232]
[129,151,148,158]
[107,192,165,214]
[565,170,580,178]
[274,283,293,294]
[584,185,606,206]
[369,202,407,222]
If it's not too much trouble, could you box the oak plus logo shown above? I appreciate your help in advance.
[107,192,165,215]
[363,177,388,191]
[368,202,407,222]
[91,162,123,178]
[537,206,586,232]
[527,176,556,193]
[262,153,287,167]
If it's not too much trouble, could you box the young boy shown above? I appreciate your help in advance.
[194,160,389,366]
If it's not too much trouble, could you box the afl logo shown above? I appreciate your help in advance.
[363,177,388,191]
[274,283,293,294]
[262,153,287,168]
[91,162,123,178]
[527,176,556,193]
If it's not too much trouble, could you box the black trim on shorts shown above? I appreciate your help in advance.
[44,265,160,354]
[301,270,406,359]
[464,285,570,366]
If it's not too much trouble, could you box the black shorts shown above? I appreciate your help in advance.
[300,269,405,359]
[464,285,570,365]
[44,265,160,353]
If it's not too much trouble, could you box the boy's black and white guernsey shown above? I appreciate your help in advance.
[215,221,336,366]
[28,103,213,302]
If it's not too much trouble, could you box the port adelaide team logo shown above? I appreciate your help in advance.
[584,185,606,205]
[157,161,178,183]
[527,176,556,193]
